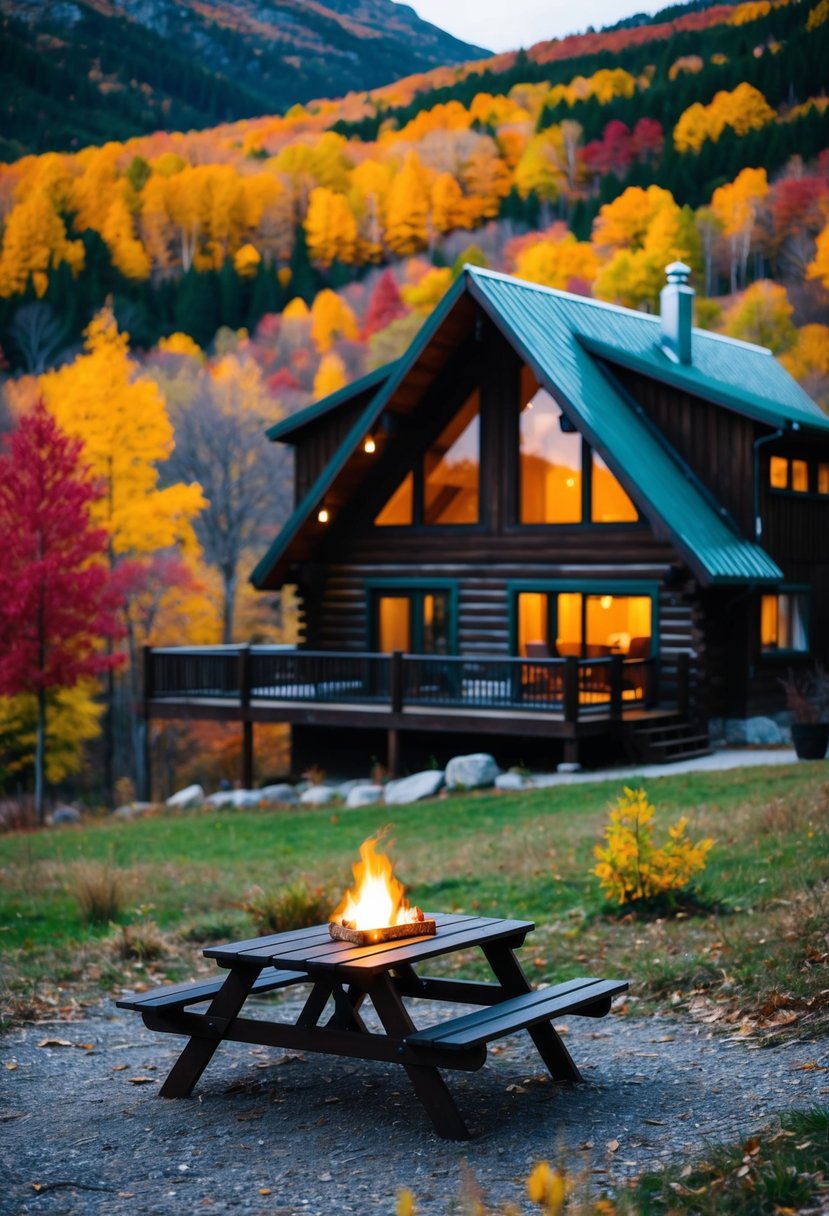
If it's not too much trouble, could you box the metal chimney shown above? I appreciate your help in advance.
[660,261,693,365]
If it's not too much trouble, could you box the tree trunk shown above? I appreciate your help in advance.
[35,685,46,825]
[222,569,237,644]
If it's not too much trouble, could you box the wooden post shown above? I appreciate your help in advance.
[387,728,400,779]
[238,646,253,789]
[137,645,154,802]
[563,657,579,722]
[677,652,690,718]
[648,656,659,708]
[390,650,403,715]
[610,655,623,722]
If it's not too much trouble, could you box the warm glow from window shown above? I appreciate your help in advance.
[378,597,411,652]
[423,392,480,525]
[791,459,809,493]
[520,368,581,524]
[517,592,549,656]
[769,456,788,489]
[586,596,651,655]
[819,463,829,495]
[375,471,414,526]
[556,593,583,655]
[591,452,638,522]
[517,590,652,657]
[761,593,808,651]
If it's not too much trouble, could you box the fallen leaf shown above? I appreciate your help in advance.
[4,1061,18,1070]
[31,1184,42,1193]
[319,1173,332,1182]
[643,1118,665,1126]
[112,1064,129,1072]
[126,1076,156,1085]
[607,1139,620,1153]
[506,1084,527,1094]
[553,1024,570,1035]
[324,1096,341,1104]
[735,1165,750,1178]
[259,1188,271,1196]
[37,1038,74,1048]
[793,1062,826,1071]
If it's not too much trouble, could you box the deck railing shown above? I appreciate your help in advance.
[146,646,687,722]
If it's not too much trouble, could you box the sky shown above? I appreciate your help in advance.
[408,0,672,53]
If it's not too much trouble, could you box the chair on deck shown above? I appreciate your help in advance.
[522,641,561,701]
[624,636,651,700]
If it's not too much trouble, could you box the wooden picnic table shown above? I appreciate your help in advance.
[118,913,628,1139]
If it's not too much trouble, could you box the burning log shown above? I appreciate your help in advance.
[328,835,436,944]
[329,913,436,946]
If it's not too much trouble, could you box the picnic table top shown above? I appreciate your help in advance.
[203,912,535,977]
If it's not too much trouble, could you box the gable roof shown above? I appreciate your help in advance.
[266,360,401,443]
[252,267,824,589]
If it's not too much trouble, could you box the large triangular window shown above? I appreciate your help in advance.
[375,391,480,527]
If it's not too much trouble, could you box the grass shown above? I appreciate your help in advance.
[1,763,828,1046]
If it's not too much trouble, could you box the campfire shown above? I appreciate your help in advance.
[329,834,436,945]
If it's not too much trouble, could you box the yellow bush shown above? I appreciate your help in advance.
[593,787,713,906]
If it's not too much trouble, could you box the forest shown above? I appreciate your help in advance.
[0,0,827,807]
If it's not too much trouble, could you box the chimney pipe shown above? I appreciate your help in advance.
[660,261,693,365]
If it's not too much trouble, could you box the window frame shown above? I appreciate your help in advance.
[758,585,811,659]
[365,579,459,655]
[507,579,661,658]
[767,454,829,499]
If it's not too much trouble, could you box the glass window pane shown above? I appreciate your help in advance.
[375,471,414,526]
[555,593,583,656]
[520,368,582,523]
[760,595,778,648]
[792,460,809,493]
[769,456,788,489]
[422,593,450,655]
[818,463,829,495]
[423,391,479,525]
[517,592,549,656]
[378,597,410,652]
[761,593,808,651]
[586,595,651,656]
[591,451,638,522]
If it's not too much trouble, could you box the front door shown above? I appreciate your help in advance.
[375,591,452,654]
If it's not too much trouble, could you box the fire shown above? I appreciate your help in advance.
[332,834,419,931]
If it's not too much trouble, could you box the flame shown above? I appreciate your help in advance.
[332,835,418,930]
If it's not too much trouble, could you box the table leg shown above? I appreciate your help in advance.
[481,942,582,1083]
[366,973,471,1140]
[158,967,259,1099]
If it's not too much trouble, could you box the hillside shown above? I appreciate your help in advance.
[0,0,490,161]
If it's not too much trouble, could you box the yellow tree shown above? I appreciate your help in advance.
[313,352,348,398]
[102,194,151,280]
[514,233,600,291]
[431,173,469,234]
[0,191,84,298]
[400,267,452,314]
[309,288,358,353]
[807,221,829,290]
[460,139,511,221]
[304,187,358,267]
[350,159,392,263]
[384,152,431,255]
[593,186,700,308]
[710,167,769,292]
[722,281,796,353]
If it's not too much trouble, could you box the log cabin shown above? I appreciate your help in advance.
[145,264,829,781]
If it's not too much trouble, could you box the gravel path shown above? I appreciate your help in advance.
[2,991,827,1216]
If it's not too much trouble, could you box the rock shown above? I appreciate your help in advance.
[495,772,531,791]
[51,805,81,825]
[205,789,261,809]
[444,753,499,790]
[526,774,561,788]
[334,779,373,799]
[724,716,785,746]
[258,783,299,805]
[300,785,337,806]
[112,804,138,820]
[383,770,445,805]
[345,784,384,808]
[166,784,204,809]
[556,761,582,774]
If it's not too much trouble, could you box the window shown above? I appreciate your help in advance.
[516,589,653,658]
[768,456,825,495]
[792,460,809,493]
[819,463,829,495]
[375,392,479,527]
[372,587,455,654]
[519,368,637,525]
[761,592,808,653]
[769,456,788,489]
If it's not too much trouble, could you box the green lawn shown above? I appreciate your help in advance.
[1,763,828,1041]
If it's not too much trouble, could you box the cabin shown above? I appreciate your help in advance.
[144,264,829,783]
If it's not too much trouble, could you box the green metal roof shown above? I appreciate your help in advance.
[265,360,401,442]
[251,266,818,589]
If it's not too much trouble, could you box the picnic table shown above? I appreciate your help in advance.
[117,913,628,1139]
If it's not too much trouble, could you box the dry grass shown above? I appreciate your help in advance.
[242,880,334,935]
[68,860,131,926]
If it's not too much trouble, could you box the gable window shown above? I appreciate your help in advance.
[519,368,637,525]
[375,392,479,527]
[761,591,808,653]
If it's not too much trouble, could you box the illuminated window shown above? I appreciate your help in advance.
[591,451,638,523]
[761,592,808,652]
[515,591,652,657]
[791,459,809,493]
[374,590,452,654]
[769,456,788,489]
[819,463,829,495]
[374,394,479,527]
[378,596,411,652]
[519,367,638,525]
[375,472,413,526]
[424,392,480,524]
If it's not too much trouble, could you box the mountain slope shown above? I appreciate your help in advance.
[0,0,491,160]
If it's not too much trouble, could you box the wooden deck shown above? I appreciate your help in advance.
[140,646,693,792]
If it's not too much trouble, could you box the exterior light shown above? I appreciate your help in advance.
[364,436,376,453]
[600,595,613,610]
[317,507,329,523]
[565,477,575,488]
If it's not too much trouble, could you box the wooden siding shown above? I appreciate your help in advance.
[293,398,369,507]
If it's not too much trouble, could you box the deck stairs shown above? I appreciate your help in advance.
[622,711,711,765]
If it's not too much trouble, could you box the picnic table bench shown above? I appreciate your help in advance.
[118,913,628,1139]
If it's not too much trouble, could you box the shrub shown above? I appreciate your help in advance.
[593,786,713,908]
[70,860,130,925]
[243,880,332,934]
[110,914,166,961]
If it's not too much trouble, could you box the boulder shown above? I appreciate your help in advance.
[495,772,532,791]
[444,753,499,790]
[258,783,299,805]
[300,785,337,806]
[334,779,373,799]
[724,716,785,746]
[51,805,81,825]
[111,802,155,820]
[383,770,445,805]
[556,761,582,774]
[345,784,384,808]
[205,789,261,809]
[166,784,204,809]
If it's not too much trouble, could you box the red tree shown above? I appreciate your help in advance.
[0,401,123,820]
[362,269,407,339]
